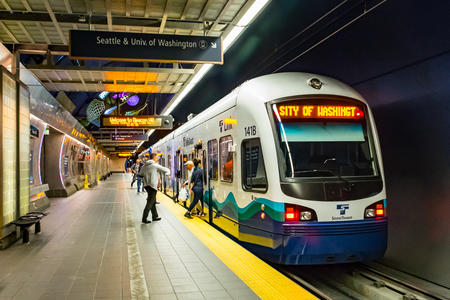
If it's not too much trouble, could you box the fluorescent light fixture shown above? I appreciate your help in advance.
[223,26,245,51]
[59,137,66,188]
[163,64,213,115]
[237,0,270,26]
[38,126,44,185]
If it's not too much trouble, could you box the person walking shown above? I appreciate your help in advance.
[136,160,144,193]
[130,162,138,187]
[184,159,204,219]
[138,153,170,223]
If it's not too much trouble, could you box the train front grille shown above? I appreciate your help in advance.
[283,219,387,236]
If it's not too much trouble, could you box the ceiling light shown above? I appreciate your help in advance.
[78,15,86,22]
[163,64,213,115]
[237,0,270,26]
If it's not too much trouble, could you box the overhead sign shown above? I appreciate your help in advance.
[111,134,148,141]
[277,105,364,120]
[69,30,223,64]
[101,115,173,129]
[118,153,132,157]
[116,146,136,151]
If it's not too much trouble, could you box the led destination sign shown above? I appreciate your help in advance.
[101,115,173,129]
[277,105,364,119]
[102,116,161,127]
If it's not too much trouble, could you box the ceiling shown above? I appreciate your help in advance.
[0,0,251,155]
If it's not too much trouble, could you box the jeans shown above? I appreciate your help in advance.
[187,189,203,213]
[137,176,142,192]
[143,186,158,221]
[131,174,137,187]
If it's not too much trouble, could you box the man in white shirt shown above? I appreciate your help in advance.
[138,153,170,223]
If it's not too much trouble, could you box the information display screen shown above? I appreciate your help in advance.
[277,104,364,120]
[101,116,162,128]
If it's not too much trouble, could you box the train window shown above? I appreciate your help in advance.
[242,139,268,192]
[207,140,218,180]
[219,136,233,182]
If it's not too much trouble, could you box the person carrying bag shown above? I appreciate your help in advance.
[138,153,170,223]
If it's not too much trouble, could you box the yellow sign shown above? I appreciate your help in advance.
[84,174,89,189]
[101,116,163,128]
[224,118,237,125]
[118,153,132,157]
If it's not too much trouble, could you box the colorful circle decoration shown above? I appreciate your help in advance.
[127,94,139,106]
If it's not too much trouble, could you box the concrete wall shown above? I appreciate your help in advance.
[110,158,126,173]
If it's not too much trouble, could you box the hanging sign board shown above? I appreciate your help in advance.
[69,30,223,64]
[116,146,137,151]
[101,115,173,129]
[111,134,148,141]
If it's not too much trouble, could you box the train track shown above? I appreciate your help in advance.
[277,263,448,300]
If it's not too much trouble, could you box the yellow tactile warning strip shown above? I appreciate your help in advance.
[157,193,317,300]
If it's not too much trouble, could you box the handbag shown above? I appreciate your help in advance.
[179,188,188,201]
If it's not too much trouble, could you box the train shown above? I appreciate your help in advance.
[147,72,387,265]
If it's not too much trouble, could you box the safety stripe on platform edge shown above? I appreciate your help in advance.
[125,191,150,299]
[157,193,317,300]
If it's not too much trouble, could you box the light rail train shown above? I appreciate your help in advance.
[148,72,387,265]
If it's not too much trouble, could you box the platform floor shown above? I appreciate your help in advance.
[0,174,314,300]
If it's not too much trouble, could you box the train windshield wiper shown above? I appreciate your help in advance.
[294,169,335,176]
[294,169,354,189]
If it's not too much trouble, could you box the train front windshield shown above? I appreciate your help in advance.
[271,100,378,178]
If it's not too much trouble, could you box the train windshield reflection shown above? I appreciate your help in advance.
[273,105,377,178]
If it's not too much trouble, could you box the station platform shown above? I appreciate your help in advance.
[0,174,315,300]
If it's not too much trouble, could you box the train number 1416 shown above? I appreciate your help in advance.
[244,125,256,137]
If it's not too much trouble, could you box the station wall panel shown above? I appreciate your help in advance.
[110,158,126,173]
[1,70,17,227]
[18,84,30,216]
[0,67,31,240]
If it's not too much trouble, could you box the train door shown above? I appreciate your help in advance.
[202,149,210,223]
[167,154,172,196]
[206,139,218,224]
[194,143,207,217]
[161,154,167,193]
[175,150,182,200]
[182,153,188,207]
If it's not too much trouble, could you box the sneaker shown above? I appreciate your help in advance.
[142,220,151,224]
[152,217,162,221]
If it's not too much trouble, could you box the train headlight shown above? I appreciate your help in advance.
[285,204,317,222]
[365,208,375,218]
[300,211,312,221]
[364,200,386,218]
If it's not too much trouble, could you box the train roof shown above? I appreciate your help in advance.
[151,72,366,149]
[239,72,366,105]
